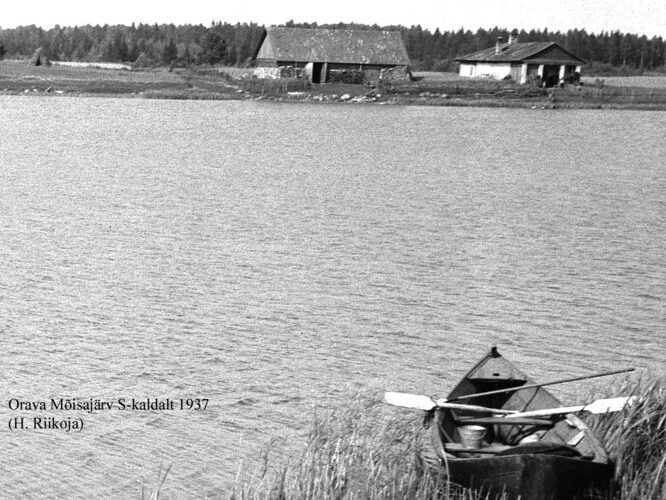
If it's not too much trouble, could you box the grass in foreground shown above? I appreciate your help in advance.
[230,377,665,500]
[231,394,464,500]
[588,376,666,500]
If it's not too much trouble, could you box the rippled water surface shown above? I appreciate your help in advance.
[1,96,664,497]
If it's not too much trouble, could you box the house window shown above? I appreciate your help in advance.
[469,66,474,76]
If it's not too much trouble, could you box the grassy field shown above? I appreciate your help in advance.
[580,75,666,88]
[0,60,239,98]
[221,377,665,500]
[0,59,183,84]
[412,72,468,82]
[3,60,666,109]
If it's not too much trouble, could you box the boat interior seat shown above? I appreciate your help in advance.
[496,442,591,459]
[466,376,528,383]
[466,356,528,382]
[465,379,528,389]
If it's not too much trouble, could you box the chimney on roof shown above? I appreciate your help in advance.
[495,37,502,54]
[508,31,519,44]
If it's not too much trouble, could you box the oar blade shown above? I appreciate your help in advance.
[384,392,436,411]
[585,396,637,414]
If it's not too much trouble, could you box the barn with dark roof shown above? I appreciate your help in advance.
[253,27,411,83]
[456,36,585,87]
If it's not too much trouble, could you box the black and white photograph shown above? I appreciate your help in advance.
[1,1,664,498]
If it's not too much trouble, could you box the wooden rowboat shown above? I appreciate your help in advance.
[430,347,614,499]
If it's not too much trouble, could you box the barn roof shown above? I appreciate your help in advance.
[456,42,585,65]
[254,27,411,65]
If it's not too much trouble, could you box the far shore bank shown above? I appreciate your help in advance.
[2,61,666,111]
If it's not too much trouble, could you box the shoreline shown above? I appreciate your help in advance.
[2,61,666,111]
[5,88,666,112]
[5,89,666,112]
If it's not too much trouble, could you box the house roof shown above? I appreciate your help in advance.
[456,42,585,65]
[254,27,411,66]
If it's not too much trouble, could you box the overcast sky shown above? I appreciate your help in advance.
[2,1,665,37]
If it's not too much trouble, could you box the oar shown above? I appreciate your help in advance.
[446,368,635,403]
[385,368,634,415]
[384,392,516,414]
[506,396,637,419]
[456,416,554,426]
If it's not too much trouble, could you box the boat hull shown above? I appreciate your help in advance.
[447,453,614,499]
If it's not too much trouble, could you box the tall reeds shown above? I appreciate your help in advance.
[234,376,665,499]
[589,377,666,499]
[232,394,496,499]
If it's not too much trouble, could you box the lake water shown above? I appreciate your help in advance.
[0,96,664,498]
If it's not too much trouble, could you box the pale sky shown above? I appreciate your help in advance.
[2,1,665,37]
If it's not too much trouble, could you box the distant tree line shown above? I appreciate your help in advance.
[0,21,664,74]
[0,22,265,67]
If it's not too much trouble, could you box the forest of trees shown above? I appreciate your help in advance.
[0,20,664,74]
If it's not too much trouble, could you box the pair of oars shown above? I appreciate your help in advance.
[385,367,636,418]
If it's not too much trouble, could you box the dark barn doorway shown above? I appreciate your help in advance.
[312,63,324,83]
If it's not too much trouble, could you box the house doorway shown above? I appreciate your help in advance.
[542,65,560,87]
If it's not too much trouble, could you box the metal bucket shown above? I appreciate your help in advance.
[458,425,486,449]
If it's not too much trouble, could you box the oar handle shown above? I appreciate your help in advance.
[447,367,634,403]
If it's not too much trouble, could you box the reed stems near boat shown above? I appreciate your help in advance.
[588,376,666,500]
[232,394,499,499]
[233,375,665,499]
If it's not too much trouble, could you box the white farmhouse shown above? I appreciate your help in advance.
[456,36,585,87]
